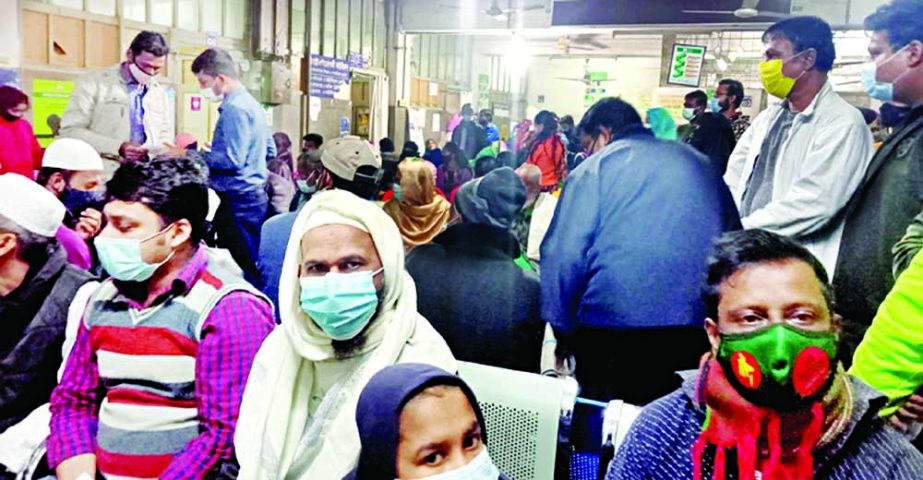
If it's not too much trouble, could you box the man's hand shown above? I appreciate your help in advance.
[75,208,102,241]
[889,394,923,433]
[118,142,148,162]
[55,453,96,480]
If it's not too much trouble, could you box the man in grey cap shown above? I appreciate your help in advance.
[0,173,97,477]
[406,167,544,372]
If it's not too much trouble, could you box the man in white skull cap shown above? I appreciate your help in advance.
[235,189,456,480]
[0,173,98,478]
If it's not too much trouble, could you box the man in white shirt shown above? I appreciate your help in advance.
[724,16,874,276]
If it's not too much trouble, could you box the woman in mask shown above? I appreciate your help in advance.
[344,364,505,480]
[0,85,44,179]
[435,142,474,197]
[235,189,456,480]
[384,159,452,252]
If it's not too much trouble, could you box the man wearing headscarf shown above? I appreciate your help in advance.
[236,190,456,479]
[0,174,97,477]
[384,159,452,252]
[407,168,543,372]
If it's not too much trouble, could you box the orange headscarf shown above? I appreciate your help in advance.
[383,159,452,251]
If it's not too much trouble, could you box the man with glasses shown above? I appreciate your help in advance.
[61,31,173,172]
[724,16,874,280]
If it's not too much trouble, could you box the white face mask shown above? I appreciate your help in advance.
[201,79,224,103]
[682,107,697,121]
[400,449,499,480]
[129,62,156,85]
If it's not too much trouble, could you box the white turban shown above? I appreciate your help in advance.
[236,189,455,480]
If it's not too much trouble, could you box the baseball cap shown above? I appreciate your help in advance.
[320,136,382,181]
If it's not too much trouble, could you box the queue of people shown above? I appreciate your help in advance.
[1,3,923,479]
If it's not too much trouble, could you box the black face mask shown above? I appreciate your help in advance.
[2,112,21,122]
[880,102,912,128]
[61,187,106,217]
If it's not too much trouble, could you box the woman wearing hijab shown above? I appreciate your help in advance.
[435,142,474,195]
[385,159,452,252]
[0,85,43,179]
[344,364,505,480]
[526,111,566,191]
[235,190,456,480]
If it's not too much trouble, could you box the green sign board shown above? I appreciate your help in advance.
[668,44,706,87]
[478,73,490,110]
[583,71,608,108]
[33,79,74,147]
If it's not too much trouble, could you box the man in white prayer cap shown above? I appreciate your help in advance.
[235,189,456,480]
[0,173,98,476]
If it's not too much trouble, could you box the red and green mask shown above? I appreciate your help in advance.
[717,323,838,411]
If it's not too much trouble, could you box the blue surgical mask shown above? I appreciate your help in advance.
[296,179,317,195]
[299,268,383,341]
[61,188,105,216]
[393,183,404,202]
[95,225,175,282]
[862,61,894,102]
[402,449,499,480]
[709,97,723,114]
[682,107,696,121]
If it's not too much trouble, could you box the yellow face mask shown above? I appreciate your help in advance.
[759,50,810,99]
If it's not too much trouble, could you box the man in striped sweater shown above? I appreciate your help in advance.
[47,155,275,480]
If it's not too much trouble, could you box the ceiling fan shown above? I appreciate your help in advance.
[440,0,546,21]
[555,35,607,55]
[682,0,791,19]
[556,59,620,85]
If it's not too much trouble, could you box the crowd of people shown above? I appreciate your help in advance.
[1,1,923,479]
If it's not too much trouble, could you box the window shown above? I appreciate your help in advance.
[50,0,84,10]
[336,0,349,58]
[88,0,117,16]
[323,0,336,57]
[310,0,321,54]
[225,0,247,39]
[122,0,146,21]
[292,0,307,54]
[373,0,385,67]
[202,0,224,34]
[177,0,199,31]
[150,0,174,26]
[349,0,362,59]
[362,0,373,62]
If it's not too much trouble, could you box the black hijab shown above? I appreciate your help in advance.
[343,364,487,480]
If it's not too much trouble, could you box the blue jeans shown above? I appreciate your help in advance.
[213,189,268,285]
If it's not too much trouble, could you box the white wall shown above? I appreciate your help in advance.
[0,0,20,67]
[524,56,661,123]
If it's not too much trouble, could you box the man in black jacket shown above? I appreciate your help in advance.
[682,90,737,176]
[451,103,489,160]
[0,174,96,475]
[406,167,544,373]
[833,0,923,364]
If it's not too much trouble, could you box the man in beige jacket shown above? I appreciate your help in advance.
[60,31,173,173]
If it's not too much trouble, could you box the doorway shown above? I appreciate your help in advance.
[350,69,389,143]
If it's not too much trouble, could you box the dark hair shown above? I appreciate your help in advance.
[461,104,474,116]
[496,151,514,168]
[474,156,499,177]
[303,133,324,148]
[379,137,396,153]
[106,155,210,244]
[763,16,836,72]
[479,109,493,123]
[577,97,643,139]
[560,115,575,128]
[331,165,381,200]
[400,141,420,161]
[865,0,923,49]
[685,90,708,108]
[718,79,745,109]
[129,31,169,57]
[191,48,239,79]
[704,229,834,321]
[36,167,74,187]
[442,141,469,168]
[534,110,559,142]
[0,85,28,113]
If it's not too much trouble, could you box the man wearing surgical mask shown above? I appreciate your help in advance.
[189,48,271,286]
[724,17,874,283]
[60,32,173,173]
[834,0,923,363]
[608,230,923,480]
[235,189,456,480]
[47,156,274,480]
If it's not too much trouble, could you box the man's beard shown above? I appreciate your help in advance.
[331,298,384,360]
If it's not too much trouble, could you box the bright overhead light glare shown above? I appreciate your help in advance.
[717,58,729,71]
[504,33,532,80]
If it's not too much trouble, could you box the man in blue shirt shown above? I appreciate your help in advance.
[541,98,740,405]
[192,48,269,284]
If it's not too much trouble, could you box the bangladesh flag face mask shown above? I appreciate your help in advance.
[717,323,838,411]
